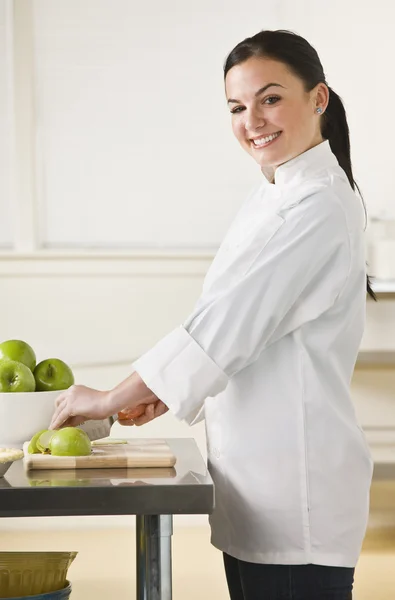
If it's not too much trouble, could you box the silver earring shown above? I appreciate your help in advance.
[316,107,323,114]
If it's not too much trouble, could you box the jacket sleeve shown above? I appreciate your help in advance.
[132,192,351,424]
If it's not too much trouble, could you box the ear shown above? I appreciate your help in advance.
[313,82,329,114]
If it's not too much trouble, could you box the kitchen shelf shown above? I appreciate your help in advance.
[356,351,395,369]
[371,279,395,298]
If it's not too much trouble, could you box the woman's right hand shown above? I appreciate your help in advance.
[118,400,168,426]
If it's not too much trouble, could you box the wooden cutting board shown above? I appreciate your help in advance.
[23,438,176,470]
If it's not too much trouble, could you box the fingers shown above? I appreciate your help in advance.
[55,391,67,409]
[49,404,71,430]
[67,416,87,428]
[154,401,169,418]
[118,404,146,426]
[127,405,146,419]
[49,397,66,429]
[50,391,72,429]
[132,401,168,427]
[118,403,151,426]
[50,411,86,430]
[133,404,155,426]
[118,419,135,427]
[132,404,153,426]
[118,405,146,421]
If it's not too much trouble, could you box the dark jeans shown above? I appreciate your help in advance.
[223,553,354,600]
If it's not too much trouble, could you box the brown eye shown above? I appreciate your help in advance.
[230,106,244,114]
[264,96,280,105]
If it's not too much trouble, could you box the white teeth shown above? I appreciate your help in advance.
[252,132,281,147]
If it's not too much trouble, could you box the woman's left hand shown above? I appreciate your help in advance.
[49,385,112,430]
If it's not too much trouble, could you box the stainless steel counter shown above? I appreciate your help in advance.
[0,438,214,600]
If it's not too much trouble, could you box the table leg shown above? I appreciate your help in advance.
[136,514,173,600]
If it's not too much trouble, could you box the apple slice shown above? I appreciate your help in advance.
[28,429,48,454]
[36,430,55,454]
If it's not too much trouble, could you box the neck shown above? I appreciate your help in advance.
[261,165,275,184]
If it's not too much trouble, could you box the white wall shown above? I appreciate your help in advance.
[0,0,13,247]
[28,0,395,252]
[1,0,390,253]
[278,0,395,220]
[32,0,276,249]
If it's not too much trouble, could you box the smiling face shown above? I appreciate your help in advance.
[225,56,328,178]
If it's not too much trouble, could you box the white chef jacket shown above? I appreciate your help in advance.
[132,140,374,568]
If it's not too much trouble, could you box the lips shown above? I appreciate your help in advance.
[250,131,282,148]
[250,132,281,141]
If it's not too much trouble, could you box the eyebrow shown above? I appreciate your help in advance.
[227,83,285,104]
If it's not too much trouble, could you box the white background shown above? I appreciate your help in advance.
[1,0,394,250]
[0,0,13,247]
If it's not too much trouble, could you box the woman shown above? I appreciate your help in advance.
[50,30,375,600]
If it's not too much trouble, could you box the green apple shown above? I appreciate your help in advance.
[0,359,36,392]
[0,339,36,371]
[33,358,74,392]
[36,430,55,454]
[28,429,48,454]
[49,427,91,457]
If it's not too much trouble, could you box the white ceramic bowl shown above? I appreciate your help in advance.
[0,391,59,448]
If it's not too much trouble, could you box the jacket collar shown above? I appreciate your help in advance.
[262,140,340,188]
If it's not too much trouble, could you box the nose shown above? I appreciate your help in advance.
[245,107,266,132]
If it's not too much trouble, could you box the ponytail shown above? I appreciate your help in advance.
[322,88,377,301]
[321,88,352,188]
